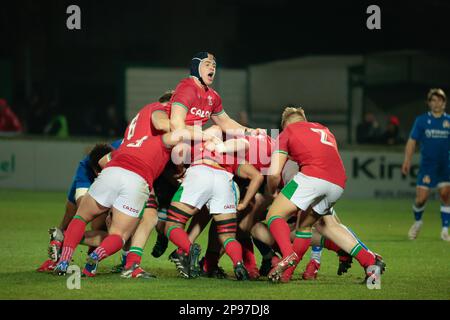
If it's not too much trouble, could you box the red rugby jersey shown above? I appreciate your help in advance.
[106,103,171,188]
[275,122,346,189]
[167,77,224,126]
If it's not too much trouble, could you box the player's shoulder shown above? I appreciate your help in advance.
[176,77,197,90]
[415,112,429,122]
[110,139,122,150]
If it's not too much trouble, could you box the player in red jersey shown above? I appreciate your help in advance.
[265,107,385,283]
[168,52,262,137]
[53,101,190,277]
[165,137,253,280]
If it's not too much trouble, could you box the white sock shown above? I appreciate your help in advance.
[442,227,448,234]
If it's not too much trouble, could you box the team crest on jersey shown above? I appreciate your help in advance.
[422,175,431,185]
[207,95,213,106]
[443,120,450,128]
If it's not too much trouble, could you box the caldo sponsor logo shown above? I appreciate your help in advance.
[224,204,236,210]
[190,107,211,118]
[0,154,15,179]
[123,205,139,214]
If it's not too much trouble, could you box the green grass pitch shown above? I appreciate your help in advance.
[0,189,449,300]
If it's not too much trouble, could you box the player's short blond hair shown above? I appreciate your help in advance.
[427,88,446,102]
[281,106,306,128]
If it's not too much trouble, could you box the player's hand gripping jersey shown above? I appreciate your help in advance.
[106,103,171,189]
[276,121,347,189]
[167,77,224,126]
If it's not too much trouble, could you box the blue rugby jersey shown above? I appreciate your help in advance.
[410,112,450,165]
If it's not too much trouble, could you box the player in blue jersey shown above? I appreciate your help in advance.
[402,88,450,241]
[37,140,122,271]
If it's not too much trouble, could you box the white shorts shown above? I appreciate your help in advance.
[88,167,150,218]
[281,172,344,215]
[172,165,237,214]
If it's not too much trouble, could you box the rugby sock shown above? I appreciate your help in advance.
[350,243,375,268]
[440,205,450,228]
[292,231,312,261]
[203,250,220,272]
[321,237,341,253]
[240,238,257,270]
[413,204,425,221]
[268,216,293,258]
[125,247,143,269]
[343,226,369,250]
[310,246,322,263]
[92,234,123,261]
[60,216,87,262]
[223,238,243,267]
[167,226,191,254]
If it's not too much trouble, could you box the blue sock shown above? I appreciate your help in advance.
[121,250,128,267]
[310,246,322,262]
[413,204,425,221]
[441,205,450,228]
[345,226,369,250]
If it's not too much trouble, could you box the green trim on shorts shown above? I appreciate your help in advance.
[295,231,312,238]
[350,243,363,257]
[129,246,144,257]
[267,215,282,229]
[138,206,145,219]
[166,225,180,239]
[73,215,87,224]
[172,102,189,111]
[281,178,298,200]
[223,238,236,249]
[172,186,184,203]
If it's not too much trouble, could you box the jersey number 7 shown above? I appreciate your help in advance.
[310,128,334,146]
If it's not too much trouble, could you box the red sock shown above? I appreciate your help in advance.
[93,234,123,261]
[203,251,220,272]
[268,217,294,258]
[125,252,142,269]
[60,218,86,261]
[240,238,257,269]
[224,239,243,267]
[168,227,191,254]
[323,238,341,253]
[351,244,375,268]
[292,237,311,261]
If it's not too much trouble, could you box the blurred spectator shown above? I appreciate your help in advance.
[356,112,381,144]
[0,98,23,132]
[99,104,127,137]
[27,91,50,134]
[43,92,69,138]
[379,115,404,145]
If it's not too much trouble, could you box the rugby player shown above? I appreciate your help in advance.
[53,101,191,276]
[266,107,385,283]
[37,140,121,272]
[402,89,450,241]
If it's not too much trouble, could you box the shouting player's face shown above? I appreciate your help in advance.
[199,54,216,86]
[428,95,445,115]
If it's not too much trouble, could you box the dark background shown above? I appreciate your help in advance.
[1,0,449,136]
